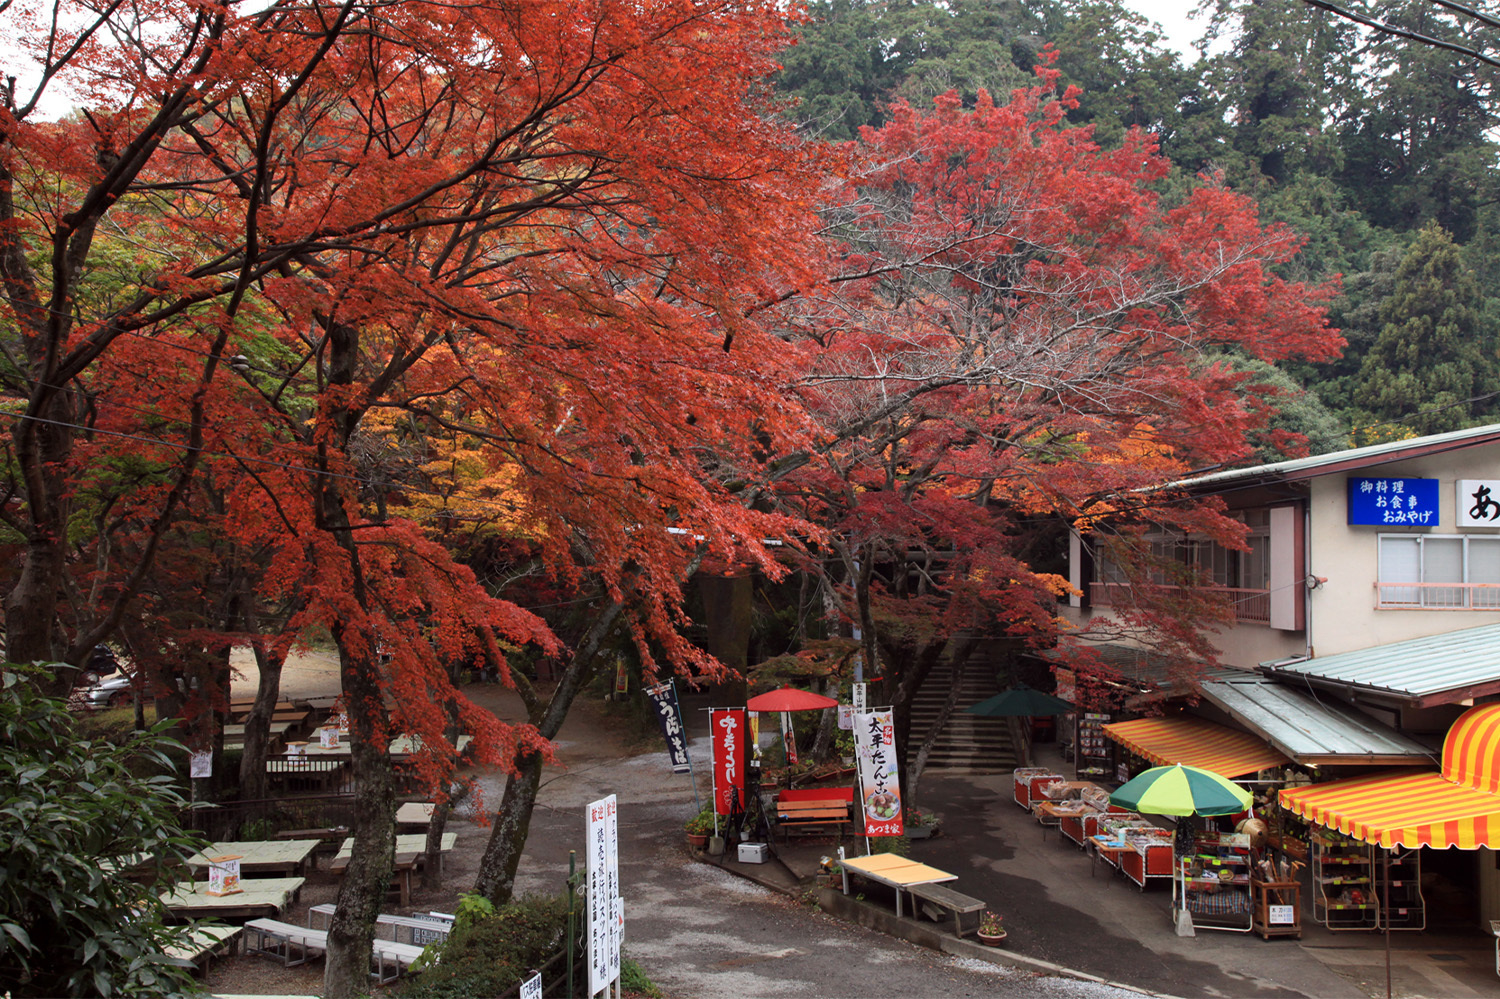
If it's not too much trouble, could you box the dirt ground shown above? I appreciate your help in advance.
[201,653,645,997]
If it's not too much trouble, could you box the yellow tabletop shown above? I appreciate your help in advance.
[881,861,957,885]
[396,802,436,826]
[186,839,318,873]
[843,852,917,875]
[161,876,303,915]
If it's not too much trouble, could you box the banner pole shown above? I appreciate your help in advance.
[709,706,720,838]
[674,682,702,813]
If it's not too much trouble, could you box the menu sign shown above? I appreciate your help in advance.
[585,794,620,995]
[1076,710,1112,779]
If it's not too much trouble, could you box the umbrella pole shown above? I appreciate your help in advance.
[1383,848,1391,999]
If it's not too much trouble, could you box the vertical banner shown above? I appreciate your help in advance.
[710,709,745,815]
[643,682,691,774]
[614,659,630,696]
[780,710,798,767]
[586,794,621,996]
[852,682,867,713]
[854,710,904,836]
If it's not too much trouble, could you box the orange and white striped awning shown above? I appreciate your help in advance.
[1277,703,1500,850]
[1101,716,1289,778]
[1278,770,1500,849]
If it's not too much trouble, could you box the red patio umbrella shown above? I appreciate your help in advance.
[746,686,838,712]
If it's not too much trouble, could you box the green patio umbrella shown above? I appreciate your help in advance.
[963,682,1073,717]
[1108,763,1252,817]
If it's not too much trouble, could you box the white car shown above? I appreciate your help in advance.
[70,673,134,711]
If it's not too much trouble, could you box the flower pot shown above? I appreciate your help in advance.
[977,929,1007,947]
[687,833,708,850]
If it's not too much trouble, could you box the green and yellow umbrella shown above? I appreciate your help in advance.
[1108,763,1252,817]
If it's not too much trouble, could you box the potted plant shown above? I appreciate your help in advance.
[684,807,715,850]
[976,911,1006,946]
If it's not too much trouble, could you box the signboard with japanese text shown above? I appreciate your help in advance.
[585,794,620,995]
[854,710,904,836]
[190,750,212,778]
[837,704,853,730]
[1348,477,1439,526]
[852,682,867,712]
[644,682,691,774]
[710,709,746,815]
[1458,480,1500,527]
[1268,904,1295,925]
[519,972,543,999]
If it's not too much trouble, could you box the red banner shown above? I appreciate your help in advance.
[711,708,746,815]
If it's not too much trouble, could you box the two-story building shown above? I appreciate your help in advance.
[1061,423,1500,932]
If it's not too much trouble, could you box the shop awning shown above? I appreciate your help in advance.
[1277,703,1500,849]
[1101,716,1289,778]
[1278,770,1500,849]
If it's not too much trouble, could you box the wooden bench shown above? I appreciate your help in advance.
[245,918,425,984]
[907,882,986,938]
[775,787,854,841]
[308,903,453,946]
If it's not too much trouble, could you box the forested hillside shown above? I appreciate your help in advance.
[775,0,1500,448]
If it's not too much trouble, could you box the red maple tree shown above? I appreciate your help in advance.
[774,63,1342,794]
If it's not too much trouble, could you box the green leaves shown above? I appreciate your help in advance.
[0,674,205,997]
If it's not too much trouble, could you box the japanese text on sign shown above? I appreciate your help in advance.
[644,682,691,774]
[1458,480,1500,527]
[586,794,621,995]
[710,709,746,815]
[854,709,904,836]
[1348,477,1439,526]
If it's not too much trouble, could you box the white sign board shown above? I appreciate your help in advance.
[1268,904,1295,925]
[189,750,212,778]
[519,971,543,999]
[837,704,853,730]
[851,682,867,713]
[586,794,621,995]
[1459,480,1500,527]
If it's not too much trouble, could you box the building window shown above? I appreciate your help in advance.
[1377,534,1500,609]
[1092,512,1273,623]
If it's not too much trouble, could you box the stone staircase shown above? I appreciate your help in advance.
[907,659,1019,773]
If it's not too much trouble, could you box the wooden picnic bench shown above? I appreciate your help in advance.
[774,787,853,841]
[244,918,424,984]
[907,882,986,938]
[308,903,453,946]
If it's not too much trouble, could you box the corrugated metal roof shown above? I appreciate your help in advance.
[1169,422,1500,491]
[1265,623,1500,702]
[1198,674,1435,765]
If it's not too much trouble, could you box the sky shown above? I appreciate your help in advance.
[1127,1,1210,56]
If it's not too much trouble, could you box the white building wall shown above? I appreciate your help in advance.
[1307,447,1500,657]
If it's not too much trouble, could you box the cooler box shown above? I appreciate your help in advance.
[737,843,769,864]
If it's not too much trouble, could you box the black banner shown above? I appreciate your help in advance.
[645,682,691,774]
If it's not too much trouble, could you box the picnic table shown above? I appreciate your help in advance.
[395,802,436,830]
[838,849,957,919]
[162,876,304,920]
[288,734,472,758]
[186,839,320,877]
[162,924,242,973]
[328,833,457,906]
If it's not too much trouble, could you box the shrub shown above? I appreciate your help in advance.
[398,893,571,998]
[683,806,716,836]
[0,669,206,997]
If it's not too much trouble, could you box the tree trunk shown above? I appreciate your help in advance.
[421,800,453,891]
[238,637,286,803]
[472,750,545,901]
[473,598,624,905]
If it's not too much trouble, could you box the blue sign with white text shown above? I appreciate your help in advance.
[1348,477,1439,526]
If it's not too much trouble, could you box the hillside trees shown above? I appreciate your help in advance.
[2,0,828,994]
[779,74,1340,792]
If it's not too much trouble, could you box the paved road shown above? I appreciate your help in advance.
[501,738,1142,998]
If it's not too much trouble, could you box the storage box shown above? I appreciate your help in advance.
[738,843,768,863]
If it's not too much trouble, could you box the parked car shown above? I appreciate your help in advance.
[70,673,134,711]
[79,645,120,686]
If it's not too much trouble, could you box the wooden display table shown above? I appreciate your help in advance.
[162,877,303,920]
[1251,878,1303,939]
[186,839,320,877]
